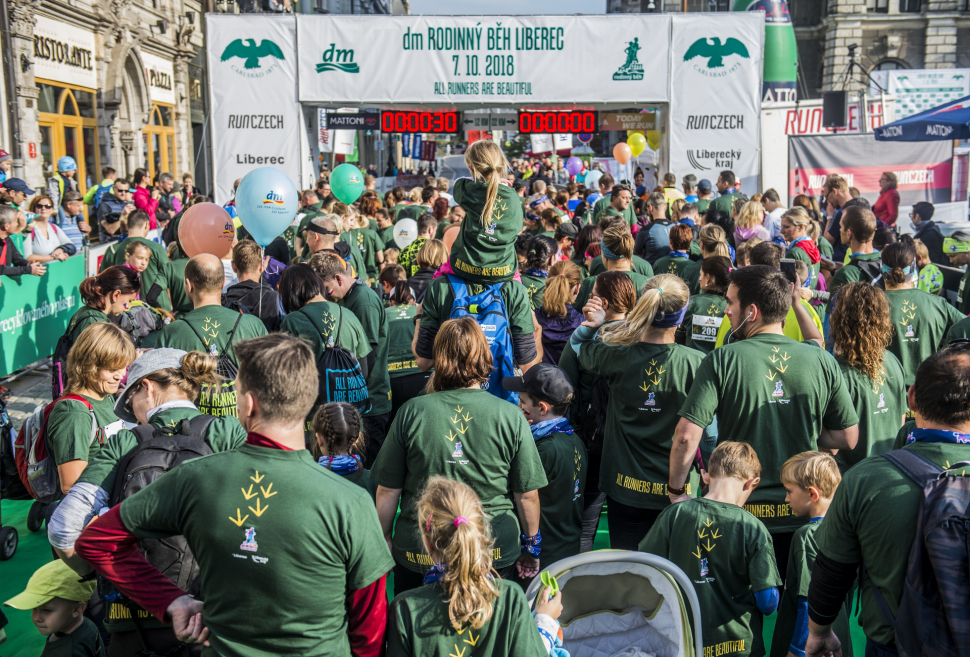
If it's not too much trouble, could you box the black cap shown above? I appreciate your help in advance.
[913,201,934,223]
[503,363,574,406]
[556,222,579,239]
[2,179,34,195]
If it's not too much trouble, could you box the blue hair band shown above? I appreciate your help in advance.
[881,263,914,276]
[652,305,688,328]
[601,240,622,261]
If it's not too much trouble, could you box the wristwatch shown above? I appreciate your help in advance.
[667,483,687,496]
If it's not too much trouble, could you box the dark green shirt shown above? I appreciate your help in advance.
[946,314,970,343]
[683,259,703,296]
[709,192,747,217]
[371,388,547,573]
[640,498,782,657]
[342,228,382,283]
[684,292,728,355]
[593,194,636,226]
[652,254,692,281]
[99,236,171,310]
[342,282,391,416]
[521,272,547,311]
[386,303,420,379]
[535,429,587,565]
[573,270,650,312]
[66,306,109,344]
[450,179,522,284]
[39,616,105,657]
[679,334,859,532]
[46,394,120,467]
[885,287,964,385]
[695,198,712,215]
[156,305,267,364]
[827,251,881,312]
[163,258,192,314]
[589,254,654,278]
[834,352,906,470]
[786,243,821,291]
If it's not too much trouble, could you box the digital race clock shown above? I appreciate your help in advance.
[380,110,460,134]
[518,110,598,134]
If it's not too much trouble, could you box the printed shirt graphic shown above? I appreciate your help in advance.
[580,341,705,509]
[156,305,267,366]
[640,498,781,657]
[815,442,970,647]
[884,288,964,385]
[679,334,858,531]
[450,179,523,284]
[651,255,692,282]
[834,352,906,471]
[120,445,393,657]
[535,430,588,566]
[573,271,650,313]
[370,388,547,573]
[342,283,391,415]
[769,519,853,657]
[684,292,728,355]
[385,303,420,379]
[521,272,547,311]
[386,580,547,657]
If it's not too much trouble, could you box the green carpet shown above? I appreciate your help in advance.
[1,500,868,656]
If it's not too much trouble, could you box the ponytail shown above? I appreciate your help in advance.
[464,140,510,227]
[525,235,558,271]
[542,260,581,317]
[882,239,917,287]
[311,402,366,461]
[142,350,222,403]
[80,265,141,311]
[699,224,729,258]
[388,280,415,306]
[598,274,689,347]
[417,477,499,630]
[601,225,634,261]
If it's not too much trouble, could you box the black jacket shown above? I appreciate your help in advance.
[914,220,947,266]
[634,219,675,264]
[96,193,128,227]
[407,267,436,302]
[0,236,31,276]
[223,278,282,332]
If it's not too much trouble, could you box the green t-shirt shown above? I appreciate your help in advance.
[39,616,104,657]
[387,579,547,657]
[769,519,853,657]
[652,254,692,281]
[386,303,420,379]
[834,352,906,471]
[434,219,450,240]
[421,276,536,344]
[99,237,172,311]
[535,429,587,565]
[826,251,881,312]
[695,198,712,215]
[573,270,650,312]
[342,282,391,416]
[390,203,420,221]
[521,272,547,311]
[815,441,970,647]
[46,394,120,467]
[639,498,782,657]
[580,340,704,508]
[684,292,728,355]
[593,194,636,226]
[330,466,378,500]
[450,179,522,284]
[885,288,964,385]
[370,388,547,573]
[892,419,916,450]
[79,405,246,632]
[66,306,109,344]
[683,259,703,296]
[163,258,192,314]
[120,444,394,657]
[343,228,382,283]
[679,334,859,532]
[378,225,396,250]
[946,314,970,343]
[709,192,747,217]
[786,243,821,291]
[589,254,654,278]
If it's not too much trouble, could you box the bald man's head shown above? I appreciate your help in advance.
[185,254,226,297]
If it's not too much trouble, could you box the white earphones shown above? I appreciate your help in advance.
[729,311,754,341]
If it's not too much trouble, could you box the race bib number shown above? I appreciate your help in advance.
[692,315,723,343]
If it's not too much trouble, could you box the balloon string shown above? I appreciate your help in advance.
[259,245,264,321]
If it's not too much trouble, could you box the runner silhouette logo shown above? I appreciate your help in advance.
[613,38,644,81]
[684,37,749,77]
[221,38,285,72]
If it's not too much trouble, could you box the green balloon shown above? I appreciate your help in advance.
[331,163,364,205]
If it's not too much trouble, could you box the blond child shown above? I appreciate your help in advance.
[770,452,852,657]
[4,560,105,656]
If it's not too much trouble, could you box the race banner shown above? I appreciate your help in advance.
[0,257,83,377]
[668,13,764,194]
[788,134,953,205]
[296,14,671,105]
[206,14,301,204]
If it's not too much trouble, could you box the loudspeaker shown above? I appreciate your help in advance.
[822,91,848,128]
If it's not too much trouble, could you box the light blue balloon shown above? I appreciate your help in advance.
[234,167,299,247]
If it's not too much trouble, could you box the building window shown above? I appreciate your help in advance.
[899,0,920,12]
[869,0,889,14]
[142,103,177,180]
[683,0,730,10]
[36,80,99,192]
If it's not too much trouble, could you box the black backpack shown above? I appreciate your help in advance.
[99,416,215,606]
[52,308,105,399]
[179,313,244,416]
[868,449,970,656]
[298,306,371,414]
[850,256,884,286]
[577,374,610,461]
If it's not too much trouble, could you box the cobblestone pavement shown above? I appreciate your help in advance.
[3,368,53,430]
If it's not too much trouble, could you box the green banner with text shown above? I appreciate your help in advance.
[0,257,84,377]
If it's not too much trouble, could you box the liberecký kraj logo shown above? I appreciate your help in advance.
[221,38,285,78]
[316,43,360,74]
[686,149,741,171]
[613,38,644,81]
[683,37,749,78]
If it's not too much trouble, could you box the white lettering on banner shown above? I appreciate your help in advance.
[228,115,285,129]
[0,295,76,334]
[881,125,903,137]
[807,174,855,190]
[893,169,936,185]
[781,103,884,136]
[926,124,953,137]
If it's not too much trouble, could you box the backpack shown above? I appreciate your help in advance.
[179,313,244,416]
[111,302,167,348]
[577,374,610,462]
[868,449,970,656]
[13,396,101,503]
[0,396,30,501]
[98,416,215,606]
[298,306,371,414]
[52,308,104,399]
[446,275,517,404]
[850,256,884,286]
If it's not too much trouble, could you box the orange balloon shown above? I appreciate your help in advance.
[613,142,632,165]
[442,224,460,253]
[178,203,235,259]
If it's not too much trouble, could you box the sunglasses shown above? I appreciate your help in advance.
[35,204,52,210]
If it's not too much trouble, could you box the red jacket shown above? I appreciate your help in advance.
[873,188,900,226]
[133,186,159,229]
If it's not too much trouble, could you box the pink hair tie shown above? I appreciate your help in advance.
[425,514,433,532]
[454,516,469,527]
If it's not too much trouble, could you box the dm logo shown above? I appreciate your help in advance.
[613,38,644,81]
[316,44,360,74]
[772,381,784,398]
[684,37,749,77]
[644,392,656,407]
[263,191,285,206]
[222,221,235,236]
[452,442,463,459]
[221,39,284,77]
[240,527,258,552]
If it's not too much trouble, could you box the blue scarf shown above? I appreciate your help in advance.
[678,218,695,228]
[423,563,447,585]
[905,428,970,445]
[669,250,690,259]
[530,417,574,440]
[524,268,549,278]
[317,454,362,474]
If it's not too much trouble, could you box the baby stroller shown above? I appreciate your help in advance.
[0,396,26,560]
[526,551,703,657]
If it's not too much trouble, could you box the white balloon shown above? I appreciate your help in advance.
[394,219,419,249]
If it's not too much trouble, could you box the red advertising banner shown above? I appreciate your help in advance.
[788,134,953,205]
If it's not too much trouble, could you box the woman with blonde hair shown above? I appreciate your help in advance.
[407,238,448,302]
[386,476,563,656]
[568,274,705,549]
[734,200,770,247]
[447,139,523,284]
[341,202,383,284]
[372,317,547,595]
[573,225,650,310]
[781,206,822,290]
[536,259,583,365]
[682,223,731,294]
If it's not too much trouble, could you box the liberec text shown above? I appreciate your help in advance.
[403,26,565,52]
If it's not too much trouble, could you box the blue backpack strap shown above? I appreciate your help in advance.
[447,274,469,307]
[882,449,943,488]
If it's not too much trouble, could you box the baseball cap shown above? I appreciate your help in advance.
[912,201,935,223]
[114,348,188,423]
[2,178,34,195]
[5,560,96,609]
[556,222,579,239]
[0,149,11,164]
[697,179,712,193]
[503,363,574,406]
